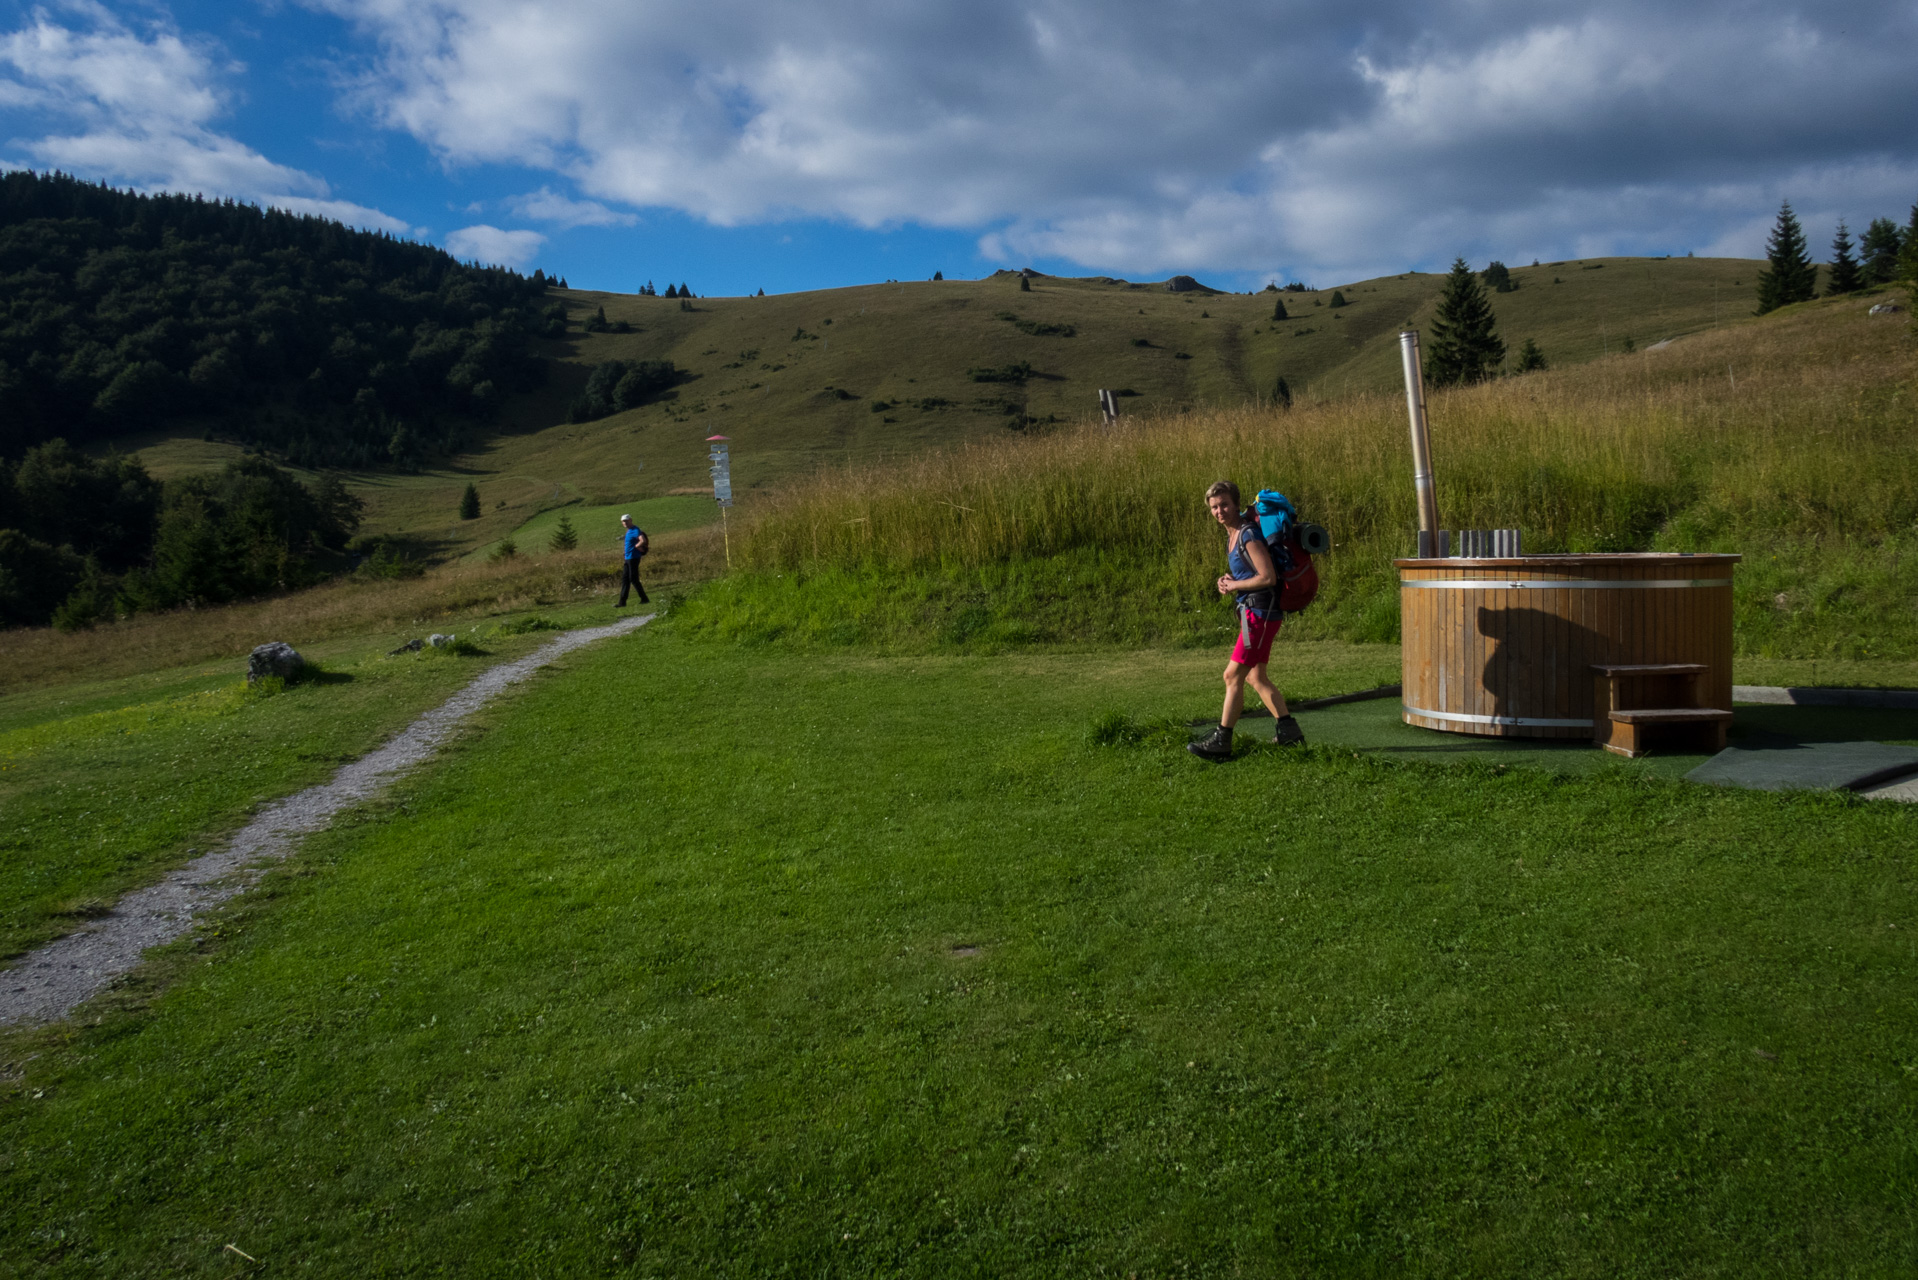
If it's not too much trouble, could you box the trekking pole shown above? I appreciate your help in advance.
[1398,330,1443,556]
[721,504,731,570]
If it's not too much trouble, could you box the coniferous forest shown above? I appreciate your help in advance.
[0,170,565,470]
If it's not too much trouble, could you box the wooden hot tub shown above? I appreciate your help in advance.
[1396,553,1739,739]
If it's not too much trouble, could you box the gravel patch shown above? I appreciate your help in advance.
[0,613,654,1027]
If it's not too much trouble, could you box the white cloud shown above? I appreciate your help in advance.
[267,195,414,235]
[0,6,410,235]
[444,223,545,267]
[300,0,1918,281]
[508,186,635,228]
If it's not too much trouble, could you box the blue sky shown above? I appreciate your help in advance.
[3,0,1915,296]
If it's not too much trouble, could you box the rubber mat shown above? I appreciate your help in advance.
[1685,740,1918,792]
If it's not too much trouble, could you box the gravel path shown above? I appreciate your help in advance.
[0,613,654,1027]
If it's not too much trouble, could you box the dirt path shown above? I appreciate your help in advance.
[0,613,655,1028]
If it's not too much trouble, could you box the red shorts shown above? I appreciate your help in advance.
[1230,605,1283,665]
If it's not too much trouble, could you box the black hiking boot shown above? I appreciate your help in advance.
[1187,723,1234,761]
[1274,715,1305,747]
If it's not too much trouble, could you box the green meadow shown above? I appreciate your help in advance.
[1,261,1914,1274]
[3,630,1914,1276]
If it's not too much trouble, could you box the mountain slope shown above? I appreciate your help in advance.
[126,256,1787,557]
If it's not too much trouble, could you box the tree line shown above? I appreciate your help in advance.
[1410,202,1918,390]
[0,440,360,630]
[1755,202,1918,314]
[0,170,567,471]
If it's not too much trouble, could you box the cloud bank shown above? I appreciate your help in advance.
[309,0,1918,279]
[1,5,409,234]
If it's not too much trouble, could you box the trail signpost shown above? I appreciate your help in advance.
[708,435,733,568]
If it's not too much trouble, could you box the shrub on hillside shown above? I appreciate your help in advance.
[119,457,363,612]
[570,360,681,421]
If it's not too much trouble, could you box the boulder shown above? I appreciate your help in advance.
[247,641,304,684]
[428,633,452,647]
[1868,303,1904,316]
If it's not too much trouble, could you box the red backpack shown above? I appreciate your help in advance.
[1252,489,1323,613]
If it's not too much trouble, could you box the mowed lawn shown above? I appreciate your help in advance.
[3,628,1915,1276]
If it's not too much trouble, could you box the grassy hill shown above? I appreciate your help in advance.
[123,256,1771,563]
[680,288,1918,660]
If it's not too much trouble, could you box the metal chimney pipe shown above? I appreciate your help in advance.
[1399,330,1441,545]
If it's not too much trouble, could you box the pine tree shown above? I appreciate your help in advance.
[1272,297,1288,321]
[1273,375,1292,409]
[1860,218,1905,283]
[1329,290,1348,307]
[1516,338,1548,372]
[549,513,578,552]
[1480,261,1513,292]
[1825,220,1863,296]
[1426,257,1506,385]
[1754,202,1817,314]
[458,482,480,520]
[1901,205,1918,334]
[663,284,678,298]
[933,271,943,280]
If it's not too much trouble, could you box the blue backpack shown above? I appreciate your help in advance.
[1252,490,1326,612]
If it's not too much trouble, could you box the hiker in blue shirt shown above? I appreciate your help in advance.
[1189,479,1303,760]
[616,514,650,607]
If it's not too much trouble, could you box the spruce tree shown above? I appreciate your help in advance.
[1754,202,1816,313]
[458,482,480,520]
[549,513,578,552]
[1272,297,1288,321]
[1901,205,1918,333]
[1273,375,1292,409]
[1516,338,1547,372]
[663,284,678,298]
[1824,220,1863,296]
[1860,218,1905,283]
[1330,290,1348,307]
[1426,257,1506,385]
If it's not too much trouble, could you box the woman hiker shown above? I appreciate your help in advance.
[615,513,650,606]
[1188,480,1305,760]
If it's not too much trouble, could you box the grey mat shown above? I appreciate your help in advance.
[1686,740,1918,792]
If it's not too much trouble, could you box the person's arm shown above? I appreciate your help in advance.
[1217,530,1277,594]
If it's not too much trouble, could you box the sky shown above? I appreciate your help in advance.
[2,0,1915,296]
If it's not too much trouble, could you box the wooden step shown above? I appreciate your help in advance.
[1591,663,1709,677]
[1609,707,1733,724]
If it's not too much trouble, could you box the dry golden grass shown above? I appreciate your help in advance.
[0,527,724,696]
[738,295,1916,577]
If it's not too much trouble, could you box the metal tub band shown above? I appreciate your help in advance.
[1403,705,1595,729]
[1400,578,1732,591]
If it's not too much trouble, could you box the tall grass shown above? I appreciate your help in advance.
[684,300,1918,657]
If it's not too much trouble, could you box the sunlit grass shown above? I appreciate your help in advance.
[688,298,1918,657]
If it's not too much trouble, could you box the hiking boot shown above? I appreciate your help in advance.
[1187,723,1234,761]
[1274,715,1305,747]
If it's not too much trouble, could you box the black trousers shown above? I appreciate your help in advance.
[617,558,649,605]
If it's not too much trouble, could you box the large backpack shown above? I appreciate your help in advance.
[1251,489,1324,613]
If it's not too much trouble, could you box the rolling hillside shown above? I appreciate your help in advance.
[127,256,1785,559]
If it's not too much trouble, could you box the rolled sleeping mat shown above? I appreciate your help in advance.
[1298,522,1332,555]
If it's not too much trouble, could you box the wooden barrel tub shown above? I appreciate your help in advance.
[1396,553,1739,739]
